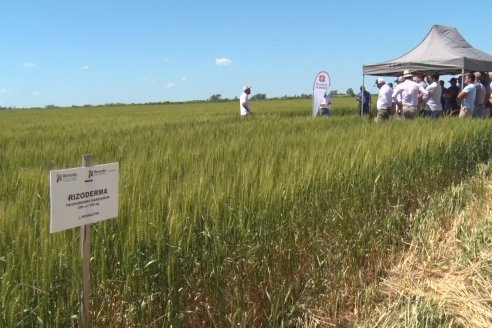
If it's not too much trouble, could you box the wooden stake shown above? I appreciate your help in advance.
[80,154,92,328]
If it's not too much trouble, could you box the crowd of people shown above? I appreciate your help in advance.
[363,69,492,122]
[240,70,492,120]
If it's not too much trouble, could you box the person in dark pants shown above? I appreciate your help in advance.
[444,77,459,116]
[318,93,332,116]
[356,86,371,116]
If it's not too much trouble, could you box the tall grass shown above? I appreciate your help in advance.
[358,163,492,327]
[1,98,492,326]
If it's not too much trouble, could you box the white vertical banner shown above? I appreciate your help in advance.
[312,71,331,117]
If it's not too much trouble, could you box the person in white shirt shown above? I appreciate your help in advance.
[374,77,393,122]
[424,73,443,119]
[457,73,476,118]
[318,93,332,116]
[416,74,428,115]
[392,70,428,119]
[239,85,252,116]
[416,74,428,89]
[393,76,405,117]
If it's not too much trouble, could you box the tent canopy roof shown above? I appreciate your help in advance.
[363,25,492,76]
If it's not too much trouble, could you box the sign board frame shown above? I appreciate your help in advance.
[49,162,119,233]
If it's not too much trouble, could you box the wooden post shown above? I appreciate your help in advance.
[80,154,92,328]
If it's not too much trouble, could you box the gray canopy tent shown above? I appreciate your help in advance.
[363,24,492,77]
[360,25,492,116]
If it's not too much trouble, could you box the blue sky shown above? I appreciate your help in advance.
[2,0,492,108]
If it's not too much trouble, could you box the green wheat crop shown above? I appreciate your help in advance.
[1,98,491,326]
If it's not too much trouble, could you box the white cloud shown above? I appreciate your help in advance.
[81,65,90,70]
[23,62,37,68]
[32,91,41,97]
[215,57,232,66]
[165,82,175,88]
[0,88,6,93]
[181,76,187,81]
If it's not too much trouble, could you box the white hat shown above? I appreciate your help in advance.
[374,77,385,86]
[243,85,252,91]
[402,70,413,78]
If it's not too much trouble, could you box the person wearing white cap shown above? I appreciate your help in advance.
[239,85,252,116]
[374,78,393,122]
[391,70,428,119]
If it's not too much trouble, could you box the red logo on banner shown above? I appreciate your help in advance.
[319,75,326,82]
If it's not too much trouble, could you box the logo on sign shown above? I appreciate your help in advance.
[56,172,78,183]
[85,170,94,183]
[319,75,326,82]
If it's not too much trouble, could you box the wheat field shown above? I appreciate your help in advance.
[1,98,492,326]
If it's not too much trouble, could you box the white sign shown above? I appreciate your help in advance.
[312,71,331,117]
[49,163,119,233]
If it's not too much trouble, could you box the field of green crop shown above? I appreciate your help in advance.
[1,97,492,327]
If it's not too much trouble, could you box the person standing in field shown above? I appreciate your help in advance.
[444,77,460,116]
[416,74,428,115]
[318,92,332,116]
[439,80,446,109]
[489,94,492,118]
[374,78,393,122]
[392,70,428,119]
[487,73,492,117]
[416,74,428,89]
[393,76,405,117]
[240,85,252,116]
[456,73,476,118]
[484,73,492,118]
[356,86,371,116]
[424,73,443,119]
[473,72,487,118]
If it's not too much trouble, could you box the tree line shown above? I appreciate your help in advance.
[0,92,359,110]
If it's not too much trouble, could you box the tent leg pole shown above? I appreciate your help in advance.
[362,74,365,117]
[461,68,465,91]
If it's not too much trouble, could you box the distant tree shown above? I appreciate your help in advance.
[251,93,266,100]
[209,94,222,102]
[330,90,338,96]
[346,88,354,97]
